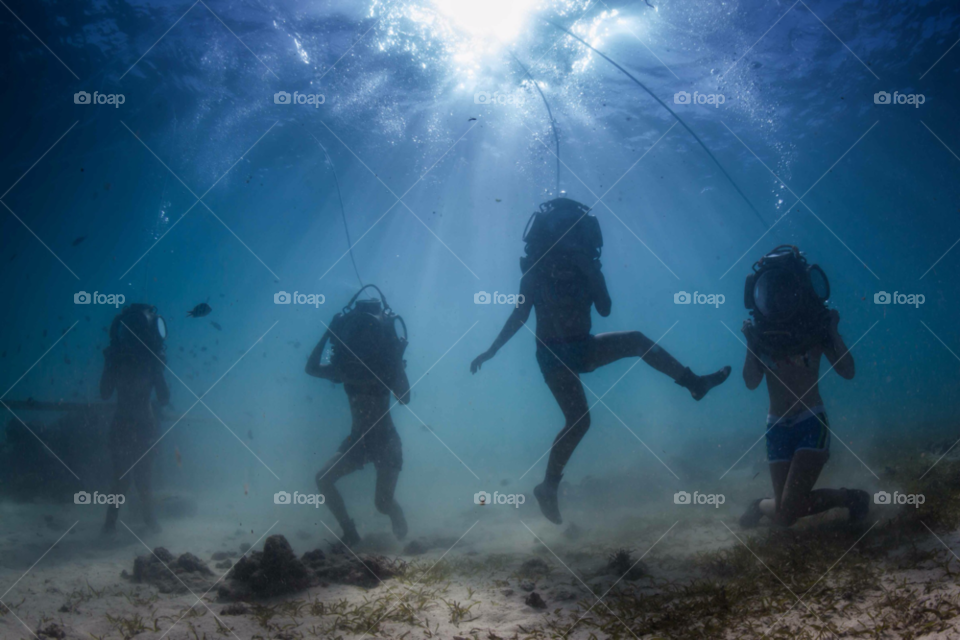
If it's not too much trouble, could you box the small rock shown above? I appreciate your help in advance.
[221,603,248,616]
[519,579,536,592]
[37,623,66,639]
[403,539,429,555]
[519,557,550,576]
[500,588,514,597]
[525,591,547,609]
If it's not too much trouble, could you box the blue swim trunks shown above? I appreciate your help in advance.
[765,406,830,463]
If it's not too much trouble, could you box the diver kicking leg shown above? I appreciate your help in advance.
[316,453,362,546]
[536,367,591,525]
[588,331,731,400]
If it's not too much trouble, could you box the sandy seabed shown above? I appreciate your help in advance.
[2,492,960,640]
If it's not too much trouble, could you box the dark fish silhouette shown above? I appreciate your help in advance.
[468,117,477,121]
[71,236,86,247]
[187,303,212,318]
[210,321,222,331]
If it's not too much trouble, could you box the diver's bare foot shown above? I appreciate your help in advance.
[534,481,562,525]
[739,498,765,529]
[690,366,732,401]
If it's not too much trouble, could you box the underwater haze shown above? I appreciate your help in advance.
[2,0,960,638]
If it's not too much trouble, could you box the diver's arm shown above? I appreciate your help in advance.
[305,334,338,380]
[589,261,612,317]
[823,309,855,379]
[391,362,412,405]
[570,253,610,316]
[154,364,171,406]
[100,349,117,400]
[741,322,764,390]
[471,275,534,373]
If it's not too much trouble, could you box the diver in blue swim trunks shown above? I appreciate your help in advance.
[470,199,731,524]
[738,246,868,528]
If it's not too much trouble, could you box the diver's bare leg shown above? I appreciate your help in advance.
[774,449,851,526]
[589,331,731,400]
[374,464,407,540]
[133,452,159,532]
[104,443,132,534]
[536,367,590,525]
[316,453,361,545]
[759,461,790,521]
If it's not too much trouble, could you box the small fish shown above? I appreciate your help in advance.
[468,117,477,121]
[244,483,249,496]
[210,321,222,331]
[175,447,182,467]
[71,236,86,246]
[500,478,510,487]
[187,303,212,318]
[247,430,254,440]
[64,356,71,365]
[495,198,502,202]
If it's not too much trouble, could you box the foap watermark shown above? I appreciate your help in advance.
[274,91,325,108]
[75,291,126,307]
[74,491,125,507]
[274,491,326,507]
[674,291,725,308]
[474,291,525,308]
[674,490,725,508]
[474,491,525,508]
[874,490,924,508]
[74,91,125,108]
[274,291,325,307]
[474,91,526,107]
[874,91,925,108]
[874,291,924,308]
[674,91,725,108]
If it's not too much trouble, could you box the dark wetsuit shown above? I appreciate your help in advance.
[100,347,170,530]
[308,341,410,543]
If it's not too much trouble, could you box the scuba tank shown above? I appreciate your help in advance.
[744,245,831,359]
[318,285,407,384]
[109,304,167,355]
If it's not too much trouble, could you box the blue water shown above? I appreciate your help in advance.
[1,0,959,632]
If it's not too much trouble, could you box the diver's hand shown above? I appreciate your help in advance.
[741,321,759,347]
[471,350,495,374]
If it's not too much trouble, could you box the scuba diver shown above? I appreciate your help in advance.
[737,246,868,529]
[307,285,411,548]
[470,198,732,524]
[101,304,170,535]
